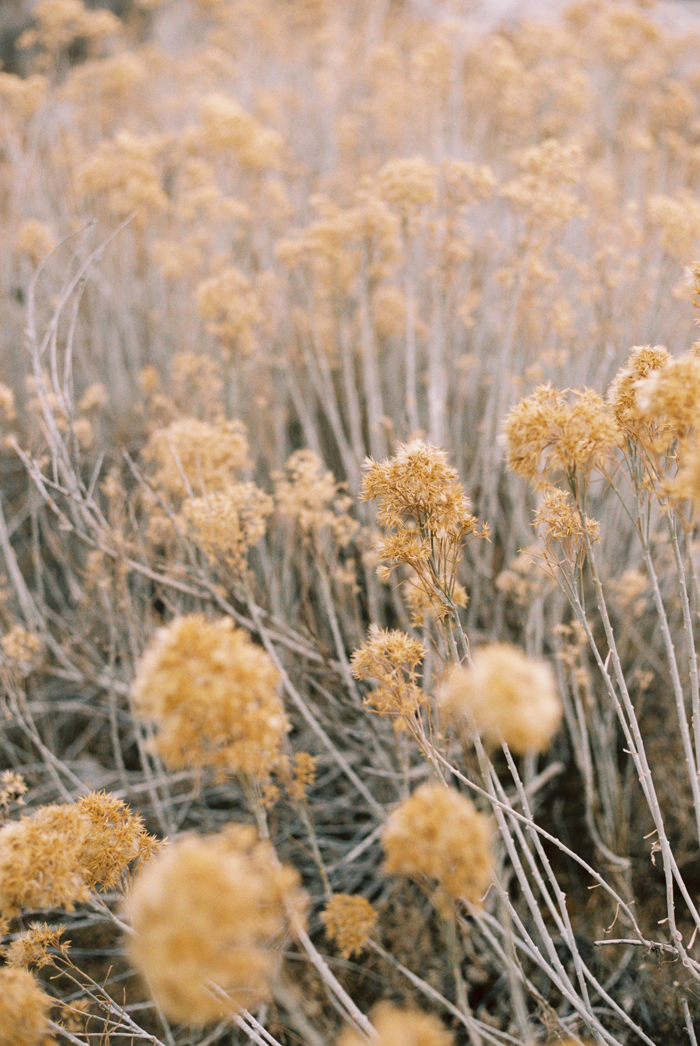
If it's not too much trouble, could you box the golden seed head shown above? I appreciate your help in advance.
[382,782,492,904]
[0,966,56,1046]
[440,644,562,754]
[131,614,288,777]
[338,1001,455,1046]
[351,624,426,716]
[126,827,306,1025]
[322,894,378,958]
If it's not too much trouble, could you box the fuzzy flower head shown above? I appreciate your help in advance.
[338,1002,454,1046]
[181,483,273,574]
[131,615,288,778]
[273,449,358,546]
[633,351,700,453]
[322,894,378,958]
[143,417,250,499]
[382,782,492,905]
[606,345,673,446]
[504,384,621,488]
[361,440,488,610]
[0,794,160,919]
[440,644,562,754]
[0,967,56,1046]
[127,826,306,1025]
[351,624,426,716]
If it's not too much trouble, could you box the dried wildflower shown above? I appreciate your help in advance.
[534,486,599,566]
[273,449,358,546]
[196,266,262,354]
[0,967,56,1046]
[322,894,378,959]
[0,804,89,918]
[351,624,426,716]
[647,192,700,261]
[607,345,673,446]
[382,782,492,904]
[127,826,306,1024]
[0,771,27,816]
[1,626,43,676]
[143,417,250,498]
[440,644,561,754]
[361,440,488,611]
[0,383,16,421]
[16,221,56,266]
[131,614,288,778]
[503,384,621,488]
[338,1001,454,1046]
[182,483,273,573]
[376,157,437,218]
[75,792,161,892]
[634,352,700,449]
[75,131,168,224]
[4,923,70,970]
[287,752,318,803]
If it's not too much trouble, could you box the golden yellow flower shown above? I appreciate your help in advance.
[440,644,562,754]
[0,967,56,1046]
[351,625,426,716]
[127,826,306,1025]
[131,614,288,777]
[382,782,492,904]
[322,894,378,958]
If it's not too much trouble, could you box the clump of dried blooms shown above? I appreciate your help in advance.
[75,792,161,892]
[0,771,27,817]
[503,384,621,487]
[607,345,674,447]
[322,894,378,958]
[534,486,599,569]
[382,782,492,904]
[182,483,273,573]
[360,440,488,613]
[440,644,561,754]
[351,624,426,716]
[143,417,250,498]
[15,220,56,266]
[127,826,306,1025]
[273,449,358,546]
[0,804,89,918]
[0,793,159,918]
[337,1001,454,1046]
[0,967,55,1046]
[4,923,70,970]
[1,626,43,676]
[131,614,288,777]
[634,352,700,450]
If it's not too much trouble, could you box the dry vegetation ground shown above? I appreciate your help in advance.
[2,1,700,1044]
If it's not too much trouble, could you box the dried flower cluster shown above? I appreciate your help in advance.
[337,1001,454,1046]
[361,440,488,615]
[322,893,378,958]
[127,826,306,1024]
[351,624,426,716]
[441,644,562,754]
[181,483,273,574]
[131,614,288,777]
[382,781,492,905]
[0,793,157,919]
[0,966,55,1046]
[144,417,250,498]
[504,385,621,488]
[273,449,358,546]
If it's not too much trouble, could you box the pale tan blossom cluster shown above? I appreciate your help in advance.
[1,626,43,675]
[504,384,621,487]
[75,131,168,225]
[361,440,488,615]
[181,483,273,574]
[4,922,70,971]
[131,614,288,777]
[533,486,599,568]
[0,966,56,1046]
[321,893,378,958]
[606,344,673,447]
[351,624,426,716]
[196,266,263,355]
[382,781,492,905]
[0,793,158,919]
[127,826,306,1024]
[440,644,562,754]
[273,449,358,546]
[143,417,250,498]
[15,220,56,266]
[338,1002,454,1046]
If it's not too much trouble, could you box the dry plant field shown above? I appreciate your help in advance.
[5,0,700,1043]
